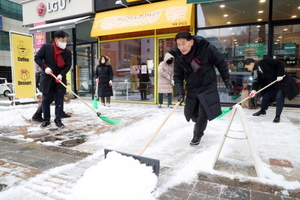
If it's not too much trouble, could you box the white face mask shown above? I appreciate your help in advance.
[57,41,67,49]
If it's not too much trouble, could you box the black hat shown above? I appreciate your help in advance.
[244,58,256,65]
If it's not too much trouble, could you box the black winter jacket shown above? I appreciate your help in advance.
[170,35,230,121]
[35,43,72,96]
[252,58,299,100]
[95,63,113,97]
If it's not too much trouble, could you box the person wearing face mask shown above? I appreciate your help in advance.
[95,55,113,107]
[158,52,174,108]
[169,31,233,146]
[35,31,72,129]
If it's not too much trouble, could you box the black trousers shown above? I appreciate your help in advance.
[36,93,55,115]
[42,81,64,122]
[191,100,208,136]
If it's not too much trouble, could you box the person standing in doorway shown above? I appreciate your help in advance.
[95,55,113,107]
[35,31,72,128]
[138,63,151,100]
[170,31,232,146]
[158,52,174,108]
[244,57,299,123]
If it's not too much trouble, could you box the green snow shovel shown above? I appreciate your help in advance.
[51,73,123,125]
[92,81,99,109]
[217,78,281,119]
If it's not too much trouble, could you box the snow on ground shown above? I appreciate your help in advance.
[0,98,300,199]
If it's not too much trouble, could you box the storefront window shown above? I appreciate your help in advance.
[272,0,300,21]
[197,0,269,27]
[197,25,268,103]
[100,38,155,102]
[273,24,300,105]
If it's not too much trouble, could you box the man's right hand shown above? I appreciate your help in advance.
[177,94,184,103]
[45,67,52,75]
[249,90,256,98]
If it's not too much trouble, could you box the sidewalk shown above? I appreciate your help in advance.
[0,98,299,199]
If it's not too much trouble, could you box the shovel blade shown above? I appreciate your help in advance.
[104,149,160,176]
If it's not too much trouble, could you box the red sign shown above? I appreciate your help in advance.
[36,2,46,16]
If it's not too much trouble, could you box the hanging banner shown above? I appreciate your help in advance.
[9,31,36,99]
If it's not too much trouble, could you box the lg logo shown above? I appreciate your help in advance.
[36,0,71,17]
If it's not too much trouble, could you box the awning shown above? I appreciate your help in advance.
[29,16,90,34]
[91,0,194,38]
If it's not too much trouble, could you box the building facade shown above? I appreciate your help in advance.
[0,0,29,81]
[10,0,300,106]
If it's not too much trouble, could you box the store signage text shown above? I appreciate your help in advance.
[37,0,71,17]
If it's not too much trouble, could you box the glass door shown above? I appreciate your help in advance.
[75,43,97,97]
[157,37,177,103]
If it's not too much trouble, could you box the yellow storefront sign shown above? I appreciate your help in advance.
[91,0,193,37]
[10,31,35,99]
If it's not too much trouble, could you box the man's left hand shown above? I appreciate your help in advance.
[225,80,233,95]
[55,74,62,83]
[276,76,284,82]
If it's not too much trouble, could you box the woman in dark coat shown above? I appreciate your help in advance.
[95,55,113,107]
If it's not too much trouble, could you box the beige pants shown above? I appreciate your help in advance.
[241,89,249,108]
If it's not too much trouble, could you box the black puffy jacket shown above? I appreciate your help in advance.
[171,35,230,121]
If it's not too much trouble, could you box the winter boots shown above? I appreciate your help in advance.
[190,133,204,146]
[32,113,43,123]
[273,115,280,123]
[55,120,65,128]
[252,109,266,116]
[40,121,50,128]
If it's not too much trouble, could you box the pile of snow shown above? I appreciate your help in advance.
[72,151,157,200]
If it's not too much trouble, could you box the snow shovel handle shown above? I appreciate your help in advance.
[138,101,181,156]
[235,76,285,106]
[50,73,98,114]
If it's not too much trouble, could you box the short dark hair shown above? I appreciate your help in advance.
[175,31,193,41]
[54,31,69,39]
[244,58,256,65]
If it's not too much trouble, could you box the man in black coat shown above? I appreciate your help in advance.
[244,57,299,123]
[35,31,72,128]
[170,31,232,146]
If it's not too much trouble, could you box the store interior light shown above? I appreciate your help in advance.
[220,5,225,8]
[257,19,262,21]
[258,10,263,13]
[259,0,266,2]
[291,15,297,18]
[223,14,228,17]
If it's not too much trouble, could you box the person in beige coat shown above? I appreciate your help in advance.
[158,53,174,108]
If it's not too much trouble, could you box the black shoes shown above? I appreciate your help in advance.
[62,112,71,118]
[32,113,43,122]
[40,121,50,128]
[55,120,65,128]
[252,110,266,116]
[273,115,280,123]
[190,134,203,146]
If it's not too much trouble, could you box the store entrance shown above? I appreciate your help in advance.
[273,23,300,105]
[75,43,97,97]
[157,37,177,103]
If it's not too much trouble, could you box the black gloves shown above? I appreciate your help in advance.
[224,80,234,95]
[177,94,184,103]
